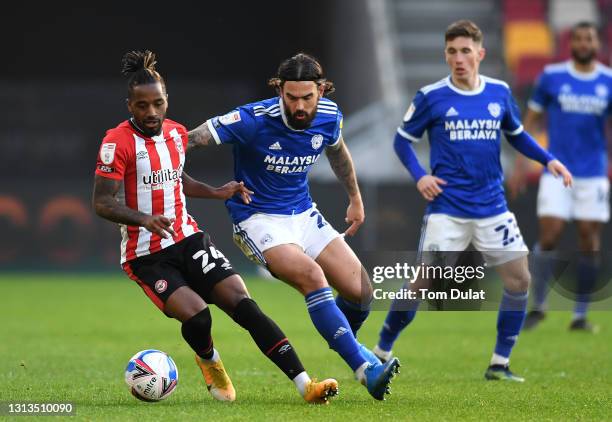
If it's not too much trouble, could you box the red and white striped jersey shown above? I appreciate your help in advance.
[95,119,200,264]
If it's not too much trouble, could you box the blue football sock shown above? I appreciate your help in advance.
[531,243,553,311]
[574,255,598,320]
[335,295,370,337]
[378,297,420,352]
[305,287,367,371]
[495,289,528,359]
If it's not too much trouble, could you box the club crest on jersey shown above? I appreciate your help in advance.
[311,134,323,150]
[260,233,273,246]
[155,279,168,293]
[173,137,183,154]
[595,84,608,98]
[219,111,241,125]
[100,143,116,165]
[488,103,501,118]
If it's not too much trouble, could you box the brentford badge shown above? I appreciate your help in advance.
[100,143,116,165]
[174,137,183,154]
[311,134,323,150]
[154,279,168,293]
[488,102,501,118]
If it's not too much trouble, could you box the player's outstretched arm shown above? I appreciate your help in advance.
[92,175,176,239]
[394,133,446,201]
[325,136,364,236]
[507,109,544,199]
[187,122,216,152]
[506,129,572,188]
[181,172,253,203]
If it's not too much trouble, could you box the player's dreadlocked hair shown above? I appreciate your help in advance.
[268,53,335,96]
[121,50,166,96]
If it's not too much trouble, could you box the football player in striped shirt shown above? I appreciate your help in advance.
[93,50,338,404]
[188,53,400,400]
[371,21,572,382]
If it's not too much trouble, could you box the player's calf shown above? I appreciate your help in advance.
[335,295,371,336]
[181,307,214,360]
[232,297,336,402]
[182,308,236,401]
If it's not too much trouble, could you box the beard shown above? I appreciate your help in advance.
[133,117,163,137]
[283,104,317,130]
[571,48,596,65]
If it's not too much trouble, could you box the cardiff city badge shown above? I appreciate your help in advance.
[311,134,323,150]
[487,102,501,118]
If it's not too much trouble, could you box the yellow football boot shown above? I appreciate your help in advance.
[303,378,339,404]
[194,354,236,402]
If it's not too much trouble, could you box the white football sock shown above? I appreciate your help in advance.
[373,345,393,361]
[292,371,311,396]
[354,362,369,384]
[490,353,509,366]
[204,348,220,363]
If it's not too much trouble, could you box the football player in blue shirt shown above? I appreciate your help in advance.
[509,22,611,332]
[372,20,572,382]
[187,53,400,400]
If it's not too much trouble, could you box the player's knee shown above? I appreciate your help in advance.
[538,236,558,251]
[508,271,531,292]
[520,271,531,291]
[297,265,327,294]
[577,231,599,252]
[341,284,372,306]
[181,307,212,338]
[232,297,264,329]
[360,267,374,302]
[539,224,566,250]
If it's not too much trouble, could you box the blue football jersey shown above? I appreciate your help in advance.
[529,61,611,178]
[397,75,525,218]
[206,97,343,223]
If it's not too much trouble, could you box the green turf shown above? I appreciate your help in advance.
[2,274,611,421]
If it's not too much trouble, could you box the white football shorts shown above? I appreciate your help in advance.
[418,211,529,266]
[232,204,341,266]
[537,173,610,222]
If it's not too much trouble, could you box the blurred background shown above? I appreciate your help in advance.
[2,0,611,272]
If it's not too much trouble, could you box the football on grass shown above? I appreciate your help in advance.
[125,349,178,402]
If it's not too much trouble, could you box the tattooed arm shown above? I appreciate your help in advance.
[325,136,364,236]
[92,175,176,239]
[187,121,218,152]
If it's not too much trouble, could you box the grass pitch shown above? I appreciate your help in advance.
[2,274,611,421]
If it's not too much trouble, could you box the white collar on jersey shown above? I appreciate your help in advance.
[445,75,486,96]
[566,60,601,81]
[279,97,306,132]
